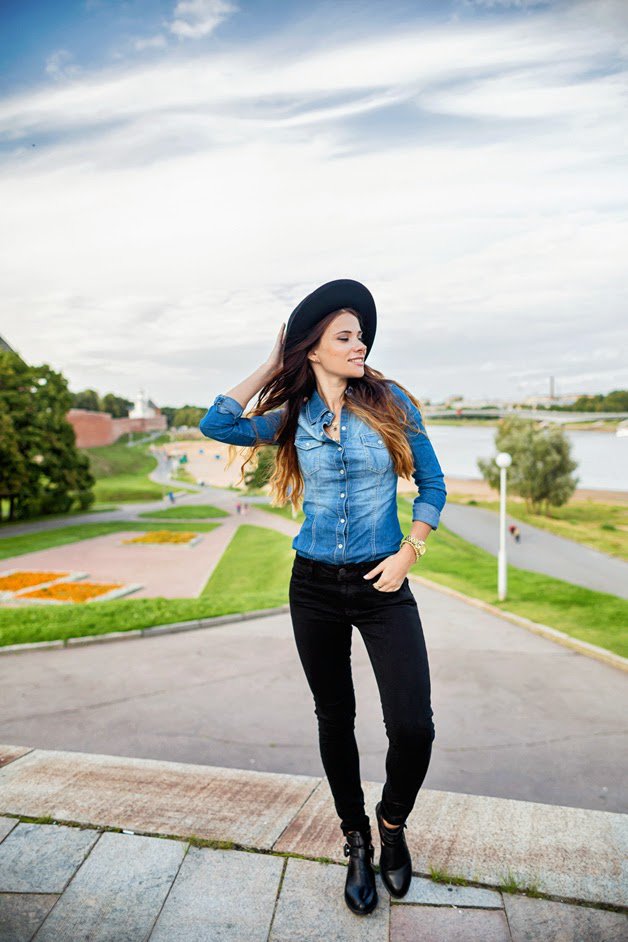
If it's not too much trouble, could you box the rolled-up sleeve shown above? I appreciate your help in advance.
[199,394,286,446]
[388,382,447,530]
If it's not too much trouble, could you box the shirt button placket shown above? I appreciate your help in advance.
[339,485,347,558]
[336,430,346,559]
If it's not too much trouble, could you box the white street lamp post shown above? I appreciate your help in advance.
[495,452,512,601]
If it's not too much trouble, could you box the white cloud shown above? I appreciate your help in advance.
[168,0,238,40]
[422,68,628,120]
[4,19,619,142]
[466,0,550,8]
[2,3,627,402]
[134,35,168,52]
[44,49,81,81]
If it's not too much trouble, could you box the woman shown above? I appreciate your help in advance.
[199,279,446,917]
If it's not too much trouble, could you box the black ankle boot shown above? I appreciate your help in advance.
[342,827,378,915]
[375,800,412,898]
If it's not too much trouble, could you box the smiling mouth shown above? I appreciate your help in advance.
[349,357,364,364]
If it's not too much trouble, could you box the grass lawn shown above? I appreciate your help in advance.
[257,502,305,523]
[258,496,628,658]
[0,524,292,647]
[411,518,627,659]
[138,505,229,520]
[393,496,626,656]
[0,501,626,656]
[0,521,221,562]
[0,503,118,527]
[172,466,196,484]
[446,493,628,561]
[84,439,166,502]
[93,475,166,502]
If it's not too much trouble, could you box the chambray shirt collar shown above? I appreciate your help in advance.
[305,385,353,425]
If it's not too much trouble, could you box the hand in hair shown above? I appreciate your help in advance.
[265,323,286,375]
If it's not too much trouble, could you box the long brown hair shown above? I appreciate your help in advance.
[225,307,428,512]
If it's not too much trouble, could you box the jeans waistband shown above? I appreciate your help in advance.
[294,552,389,581]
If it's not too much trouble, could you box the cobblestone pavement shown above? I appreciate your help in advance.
[0,746,626,941]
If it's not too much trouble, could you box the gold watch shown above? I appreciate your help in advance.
[400,535,427,562]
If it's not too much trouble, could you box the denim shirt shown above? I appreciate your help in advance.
[199,382,446,565]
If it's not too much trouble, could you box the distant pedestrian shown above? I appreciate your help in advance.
[168,490,176,504]
[235,501,241,515]
[508,523,521,543]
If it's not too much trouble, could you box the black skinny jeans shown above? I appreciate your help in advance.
[289,552,435,836]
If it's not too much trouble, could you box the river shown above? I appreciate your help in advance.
[428,425,628,493]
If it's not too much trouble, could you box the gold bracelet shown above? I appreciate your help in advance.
[400,535,427,562]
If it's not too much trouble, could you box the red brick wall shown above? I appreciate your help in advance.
[67,410,167,448]
[110,416,168,438]
[67,410,115,448]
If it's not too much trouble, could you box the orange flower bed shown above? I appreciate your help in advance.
[123,531,198,544]
[21,581,123,602]
[0,571,69,591]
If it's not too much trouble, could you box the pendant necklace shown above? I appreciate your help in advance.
[324,387,350,439]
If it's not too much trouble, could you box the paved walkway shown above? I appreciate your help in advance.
[1,591,626,813]
[0,528,237,600]
[0,744,625,941]
[443,501,628,599]
[0,499,293,601]
[1,469,626,599]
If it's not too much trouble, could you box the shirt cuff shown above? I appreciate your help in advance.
[214,394,244,417]
[412,501,441,530]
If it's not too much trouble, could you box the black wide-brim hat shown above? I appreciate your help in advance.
[285,278,377,358]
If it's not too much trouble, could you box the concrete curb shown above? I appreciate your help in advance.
[1,745,626,913]
[0,605,291,655]
[408,573,628,674]
[1,577,625,673]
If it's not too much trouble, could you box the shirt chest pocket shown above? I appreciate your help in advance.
[360,432,393,474]
[295,437,325,476]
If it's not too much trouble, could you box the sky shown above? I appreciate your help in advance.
[1,0,627,407]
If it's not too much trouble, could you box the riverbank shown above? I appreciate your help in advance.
[163,439,628,505]
[442,477,628,505]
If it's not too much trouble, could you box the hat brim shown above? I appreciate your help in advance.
[285,278,376,358]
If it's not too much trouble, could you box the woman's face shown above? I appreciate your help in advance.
[308,311,367,380]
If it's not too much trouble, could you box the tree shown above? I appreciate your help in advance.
[159,406,176,428]
[477,415,579,515]
[0,351,95,519]
[72,388,100,411]
[0,350,37,517]
[603,389,628,412]
[26,364,96,515]
[0,411,27,521]
[173,405,205,428]
[101,392,133,418]
[243,445,277,491]
[69,389,133,416]
[571,389,628,412]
